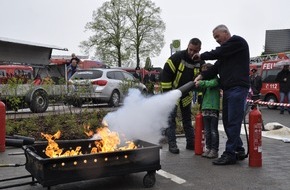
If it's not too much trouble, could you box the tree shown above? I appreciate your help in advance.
[125,0,165,68]
[80,0,131,67]
[80,0,165,68]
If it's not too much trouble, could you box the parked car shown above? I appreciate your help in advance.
[66,68,147,107]
[113,67,162,94]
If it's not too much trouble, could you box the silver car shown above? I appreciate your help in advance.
[67,68,147,107]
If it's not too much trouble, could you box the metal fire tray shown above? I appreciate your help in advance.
[23,139,161,188]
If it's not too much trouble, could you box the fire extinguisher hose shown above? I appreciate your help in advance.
[243,114,249,158]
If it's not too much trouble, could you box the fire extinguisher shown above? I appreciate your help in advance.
[0,101,6,152]
[248,105,262,167]
[195,111,204,155]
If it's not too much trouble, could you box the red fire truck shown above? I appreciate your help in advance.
[50,57,108,69]
[252,52,290,109]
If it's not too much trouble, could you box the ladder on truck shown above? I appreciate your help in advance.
[250,52,290,64]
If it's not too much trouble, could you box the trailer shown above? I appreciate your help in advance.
[0,37,68,113]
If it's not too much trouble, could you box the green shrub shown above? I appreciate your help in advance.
[6,102,199,140]
[6,109,108,141]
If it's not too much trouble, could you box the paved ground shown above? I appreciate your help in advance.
[1,129,290,190]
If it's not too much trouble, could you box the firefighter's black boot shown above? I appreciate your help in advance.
[169,143,180,154]
[186,143,195,150]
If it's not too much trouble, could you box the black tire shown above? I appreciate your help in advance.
[72,99,83,108]
[108,90,120,107]
[29,90,49,113]
[265,95,278,109]
[143,171,156,188]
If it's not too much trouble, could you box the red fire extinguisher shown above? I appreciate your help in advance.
[195,111,204,155]
[0,101,6,152]
[248,105,262,167]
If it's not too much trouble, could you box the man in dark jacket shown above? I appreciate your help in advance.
[275,65,290,114]
[250,68,262,98]
[133,66,142,82]
[161,38,204,154]
[67,58,79,79]
[194,25,250,165]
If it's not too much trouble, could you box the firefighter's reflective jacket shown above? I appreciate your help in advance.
[161,50,204,107]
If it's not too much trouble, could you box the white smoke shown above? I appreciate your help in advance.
[103,88,182,144]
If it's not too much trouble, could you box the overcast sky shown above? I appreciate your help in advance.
[1,0,289,67]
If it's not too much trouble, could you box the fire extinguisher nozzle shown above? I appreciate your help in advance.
[177,81,197,95]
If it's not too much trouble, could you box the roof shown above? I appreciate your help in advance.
[0,37,68,66]
[265,29,290,54]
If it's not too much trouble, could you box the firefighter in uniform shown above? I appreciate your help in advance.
[161,38,204,154]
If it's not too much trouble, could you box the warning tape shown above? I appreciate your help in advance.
[247,99,290,107]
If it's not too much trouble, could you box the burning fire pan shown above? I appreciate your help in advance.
[23,139,161,188]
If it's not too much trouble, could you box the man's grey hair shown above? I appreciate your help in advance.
[213,24,230,34]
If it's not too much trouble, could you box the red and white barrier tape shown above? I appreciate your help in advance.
[247,99,290,107]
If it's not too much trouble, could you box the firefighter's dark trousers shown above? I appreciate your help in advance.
[166,103,194,147]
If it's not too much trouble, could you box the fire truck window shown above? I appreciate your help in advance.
[262,69,279,83]
[0,70,6,77]
[22,70,33,79]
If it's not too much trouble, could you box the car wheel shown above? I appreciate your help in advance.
[72,99,83,108]
[265,95,278,109]
[109,90,120,107]
[30,90,49,113]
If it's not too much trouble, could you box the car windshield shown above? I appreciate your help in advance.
[71,70,103,80]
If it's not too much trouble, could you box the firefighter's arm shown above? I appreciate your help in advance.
[161,59,176,92]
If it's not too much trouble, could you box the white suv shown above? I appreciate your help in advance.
[67,68,147,107]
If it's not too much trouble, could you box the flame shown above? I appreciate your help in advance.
[86,126,137,153]
[41,122,137,158]
[41,130,83,158]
